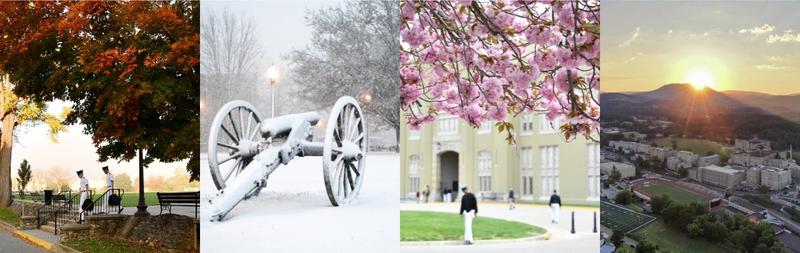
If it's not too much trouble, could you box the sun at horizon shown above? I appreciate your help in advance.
[685,68,716,90]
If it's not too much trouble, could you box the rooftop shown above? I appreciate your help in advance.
[701,165,742,174]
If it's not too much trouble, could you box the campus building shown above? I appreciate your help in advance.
[696,165,745,189]
[761,167,792,191]
[400,112,600,206]
[601,161,636,179]
[735,137,772,153]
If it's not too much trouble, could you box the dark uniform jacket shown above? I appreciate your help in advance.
[460,193,478,215]
[549,194,562,206]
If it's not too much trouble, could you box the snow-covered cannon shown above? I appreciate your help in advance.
[206,96,367,221]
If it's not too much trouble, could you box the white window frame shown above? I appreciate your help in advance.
[478,151,492,193]
[437,114,458,136]
[587,143,600,201]
[540,145,559,200]
[521,113,534,135]
[408,155,420,194]
[408,126,421,140]
[478,121,492,134]
[539,114,560,134]
[520,147,534,199]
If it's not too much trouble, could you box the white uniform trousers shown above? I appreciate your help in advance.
[550,203,560,223]
[79,192,89,220]
[102,187,112,212]
[464,210,474,242]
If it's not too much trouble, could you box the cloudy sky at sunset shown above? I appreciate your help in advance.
[602,1,800,94]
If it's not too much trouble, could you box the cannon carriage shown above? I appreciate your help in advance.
[206,96,367,221]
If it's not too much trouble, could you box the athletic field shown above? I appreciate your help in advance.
[640,181,707,205]
[631,178,713,206]
[600,201,656,234]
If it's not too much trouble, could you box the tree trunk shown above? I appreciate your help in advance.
[0,115,15,207]
[394,127,400,153]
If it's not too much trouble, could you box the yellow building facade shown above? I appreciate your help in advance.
[400,112,600,206]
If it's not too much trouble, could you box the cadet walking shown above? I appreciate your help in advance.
[549,190,562,224]
[76,170,90,221]
[508,187,515,210]
[101,166,114,212]
[459,184,477,245]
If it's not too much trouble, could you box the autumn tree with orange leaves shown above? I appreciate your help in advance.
[0,1,198,210]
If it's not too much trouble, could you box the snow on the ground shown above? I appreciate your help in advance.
[200,153,400,253]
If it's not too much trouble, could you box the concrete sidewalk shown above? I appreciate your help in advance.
[400,202,600,252]
[0,220,49,253]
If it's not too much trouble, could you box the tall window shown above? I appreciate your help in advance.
[478,151,492,193]
[408,126,420,140]
[521,113,534,134]
[408,155,420,194]
[587,143,600,200]
[520,147,534,198]
[478,121,492,134]
[437,114,458,135]
[539,114,560,134]
[540,145,559,199]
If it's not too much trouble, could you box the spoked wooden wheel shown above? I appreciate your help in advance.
[323,96,367,206]
[208,100,264,190]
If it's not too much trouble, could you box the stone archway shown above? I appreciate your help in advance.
[439,151,459,202]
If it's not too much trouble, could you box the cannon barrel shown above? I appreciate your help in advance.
[260,112,319,138]
[207,148,281,221]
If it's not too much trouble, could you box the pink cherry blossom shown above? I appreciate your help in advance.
[400,0,600,142]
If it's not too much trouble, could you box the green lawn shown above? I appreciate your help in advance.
[400,211,546,241]
[15,192,160,207]
[63,238,171,253]
[641,182,706,205]
[120,192,159,207]
[652,137,729,158]
[0,208,20,227]
[635,221,728,253]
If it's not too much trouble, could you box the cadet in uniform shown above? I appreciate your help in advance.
[459,184,478,245]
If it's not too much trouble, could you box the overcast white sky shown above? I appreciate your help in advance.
[11,102,189,190]
[202,0,341,75]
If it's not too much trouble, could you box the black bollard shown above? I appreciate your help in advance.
[571,211,576,234]
[593,211,598,233]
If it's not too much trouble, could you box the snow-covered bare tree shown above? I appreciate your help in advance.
[285,0,400,146]
[201,8,262,82]
[200,9,265,151]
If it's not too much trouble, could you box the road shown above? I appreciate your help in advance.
[400,202,600,253]
[0,229,47,253]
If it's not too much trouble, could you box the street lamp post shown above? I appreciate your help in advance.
[266,65,279,118]
[134,148,150,217]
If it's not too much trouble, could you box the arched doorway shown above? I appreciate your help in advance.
[439,151,459,202]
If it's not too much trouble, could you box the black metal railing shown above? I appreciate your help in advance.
[87,188,125,215]
[34,190,73,226]
[36,190,93,234]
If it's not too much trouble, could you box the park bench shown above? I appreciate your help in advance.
[157,191,199,218]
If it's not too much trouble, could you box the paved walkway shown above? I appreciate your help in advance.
[0,227,47,253]
[400,202,600,253]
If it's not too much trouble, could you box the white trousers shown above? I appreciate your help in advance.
[79,192,89,220]
[102,187,112,211]
[550,204,560,223]
[464,211,474,242]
